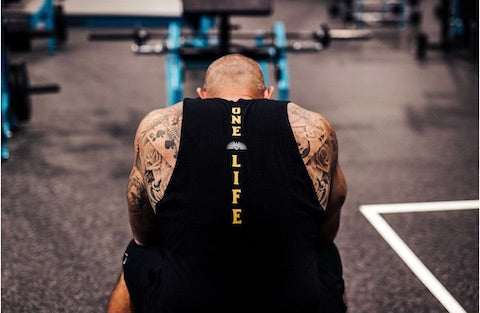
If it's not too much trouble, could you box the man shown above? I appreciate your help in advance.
[107,54,347,313]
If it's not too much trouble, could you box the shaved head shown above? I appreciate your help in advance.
[201,54,267,98]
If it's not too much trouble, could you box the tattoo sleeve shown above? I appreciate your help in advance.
[288,103,338,210]
[126,103,183,244]
[127,142,157,245]
[138,104,182,210]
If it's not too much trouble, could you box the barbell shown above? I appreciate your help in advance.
[8,61,60,122]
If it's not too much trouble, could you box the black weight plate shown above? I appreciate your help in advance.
[328,4,341,18]
[5,16,31,52]
[409,11,422,26]
[408,0,420,6]
[9,62,31,121]
[391,4,403,15]
[183,0,271,15]
[416,33,428,60]
[343,12,354,24]
[54,5,68,44]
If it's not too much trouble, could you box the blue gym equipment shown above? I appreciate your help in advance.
[1,0,371,159]
[415,0,478,60]
[328,0,422,28]
[2,0,65,53]
[1,9,60,160]
[90,0,371,105]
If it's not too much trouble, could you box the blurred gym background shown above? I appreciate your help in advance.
[1,0,478,312]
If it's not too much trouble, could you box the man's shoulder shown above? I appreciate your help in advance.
[137,102,183,134]
[287,102,339,210]
[141,102,183,125]
[287,102,334,133]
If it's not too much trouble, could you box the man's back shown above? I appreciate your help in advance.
[132,99,339,215]
[109,54,347,313]
[127,98,344,313]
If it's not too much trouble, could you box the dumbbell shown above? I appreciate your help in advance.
[4,11,66,52]
[391,4,404,16]
[8,62,60,121]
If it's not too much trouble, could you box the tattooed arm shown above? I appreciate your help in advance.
[127,103,183,245]
[127,125,157,246]
[288,103,347,243]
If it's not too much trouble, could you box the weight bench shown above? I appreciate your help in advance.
[89,0,371,105]
[64,0,182,28]
[164,0,286,104]
[126,0,333,104]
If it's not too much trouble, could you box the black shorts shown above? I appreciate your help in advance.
[123,240,346,313]
[122,240,163,313]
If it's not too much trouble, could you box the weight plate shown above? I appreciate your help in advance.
[416,33,428,60]
[328,4,341,18]
[9,62,31,121]
[54,5,68,44]
[391,4,403,16]
[6,16,31,52]
[409,11,422,27]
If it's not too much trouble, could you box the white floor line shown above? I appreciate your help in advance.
[360,200,479,313]
[362,200,479,214]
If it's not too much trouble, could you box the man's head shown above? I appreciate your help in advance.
[196,54,275,101]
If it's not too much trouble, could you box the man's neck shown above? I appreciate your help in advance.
[217,96,254,101]
[208,91,260,102]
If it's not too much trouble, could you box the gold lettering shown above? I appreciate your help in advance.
[231,115,241,125]
[232,154,241,168]
[232,189,241,204]
[233,171,240,185]
[232,107,241,114]
[232,209,242,224]
[232,126,241,136]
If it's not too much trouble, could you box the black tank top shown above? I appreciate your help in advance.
[146,98,337,313]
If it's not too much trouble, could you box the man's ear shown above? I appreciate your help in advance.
[263,86,275,99]
[196,87,207,99]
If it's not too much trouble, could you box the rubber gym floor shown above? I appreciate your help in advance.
[2,0,478,312]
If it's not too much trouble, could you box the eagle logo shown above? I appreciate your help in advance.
[226,141,247,151]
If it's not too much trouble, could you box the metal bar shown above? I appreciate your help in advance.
[273,22,289,100]
[287,42,322,52]
[29,0,56,53]
[449,0,463,37]
[440,0,451,48]
[180,47,272,62]
[1,91,11,160]
[381,0,389,22]
[219,14,230,55]
[255,32,270,88]
[46,0,56,53]
[27,30,56,38]
[399,0,407,28]
[165,21,183,105]
[90,28,371,44]
[1,50,11,160]
[355,0,365,27]
[89,32,161,42]
[229,30,372,40]
[28,84,60,94]
[131,43,166,54]
[67,16,180,28]
[329,29,372,39]
[198,15,213,47]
